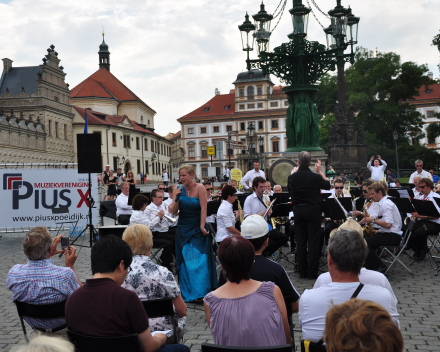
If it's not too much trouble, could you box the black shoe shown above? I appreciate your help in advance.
[411,251,421,259]
[376,264,387,274]
[413,251,428,261]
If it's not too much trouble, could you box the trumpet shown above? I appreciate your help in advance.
[148,209,178,228]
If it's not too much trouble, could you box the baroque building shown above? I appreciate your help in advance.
[177,69,288,179]
[0,45,74,163]
[71,36,173,181]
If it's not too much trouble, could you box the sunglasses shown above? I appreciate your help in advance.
[159,188,165,190]
[363,190,369,193]
[416,165,423,167]
[419,185,426,189]
[206,188,213,191]
[335,187,343,190]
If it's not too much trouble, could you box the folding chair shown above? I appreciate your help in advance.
[300,340,326,352]
[201,343,292,352]
[207,222,222,272]
[14,300,67,342]
[141,298,180,343]
[379,220,414,274]
[427,231,440,270]
[283,295,296,351]
[67,330,141,352]
[51,206,80,236]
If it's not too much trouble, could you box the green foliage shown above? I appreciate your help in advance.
[316,74,338,115]
[432,31,440,71]
[427,114,440,141]
[318,113,337,147]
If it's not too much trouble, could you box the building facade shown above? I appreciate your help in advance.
[0,45,74,163]
[167,131,184,180]
[177,69,288,179]
[70,36,173,181]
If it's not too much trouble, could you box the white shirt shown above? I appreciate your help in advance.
[243,192,267,218]
[240,169,266,190]
[116,173,125,186]
[409,169,432,183]
[115,193,132,216]
[299,282,399,343]
[420,191,440,224]
[130,210,149,226]
[145,202,172,232]
[163,172,169,182]
[376,197,402,235]
[367,160,387,182]
[412,187,422,199]
[365,200,379,219]
[313,268,397,304]
[163,198,178,227]
[222,169,231,177]
[216,200,236,242]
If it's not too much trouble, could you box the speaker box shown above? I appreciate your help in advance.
[98,225,128,239]
[77,134,102,174]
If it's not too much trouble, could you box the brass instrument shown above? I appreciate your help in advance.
[237,199,244,224]
[333,194,352,221]
[362,199,376,236]
[343,180,351,196]
[147,209,178,229]
[381,174,386,183]
[271,216,289,228]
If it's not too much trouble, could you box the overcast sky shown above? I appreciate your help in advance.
[0,0,439,136]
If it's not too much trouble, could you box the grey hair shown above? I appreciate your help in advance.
[327,229,368,275]
[22,227,52,260]
[12,335,74,352]
[298,151,311,168]
[415,159,423,166]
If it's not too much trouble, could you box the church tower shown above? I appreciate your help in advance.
[98,32,110,71]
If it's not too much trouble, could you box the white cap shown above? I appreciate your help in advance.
[241,215,269,240]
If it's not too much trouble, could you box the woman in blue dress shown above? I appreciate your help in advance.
[170,165,218,302]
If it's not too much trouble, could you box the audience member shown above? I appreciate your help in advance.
[409,159,432,183]
[367,155,387,182]
[218,215,300,312]
[7,227,81,335]
[386,170,396,187]
[429,169,439,184]
[354,172,364,186]
[65,235,189,352]
[121,224,187,344]
[102,164,110,201]
[13,335,74,352]
[324,299,403,352]
[204,236,291,347]
[115,182,132,224]
[340,173,348,183]
[215,185,241,243]
[299,229,399,343]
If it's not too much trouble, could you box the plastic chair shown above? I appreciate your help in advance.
[14,300,67,342]
[201,343,293,352]
[67,330,141,352]
[51,206,80,236]
[141,298,179,343]
[300,340,326,352]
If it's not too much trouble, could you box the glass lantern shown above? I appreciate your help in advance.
[346,11,360,44]
[328,0,350,38]
[289,1,311,38]
[252,2,273,54]
[238,13,256,52]
[324,25,336,49]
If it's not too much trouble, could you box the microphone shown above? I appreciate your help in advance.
[175,184,182,202]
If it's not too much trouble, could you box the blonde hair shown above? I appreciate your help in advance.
[330,219,364,240]
[127,170,134,176]
[13,335,74,352]
[120,182,130,189]
[179,164,195,176]
[123,224,153,255]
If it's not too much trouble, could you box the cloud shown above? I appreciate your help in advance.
[0,0,439,136]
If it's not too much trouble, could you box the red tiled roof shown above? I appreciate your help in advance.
[167,131,181,141]
[70,67,155,113]
[180,93,235,119]
[73,106,162,137]
[411,83,440,101]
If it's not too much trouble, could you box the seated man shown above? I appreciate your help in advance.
[158,183,170,198]
[273,185,282,193]
[218,215,300,313]
[299,228,399,343]
[324,178,351,244]
[66,235,189,352]
[144,189,176,271]
[216,185,241,243]
[163,185,178,227]
[7,227,81,334]
[230,179,243,194]
[115,182,132,224]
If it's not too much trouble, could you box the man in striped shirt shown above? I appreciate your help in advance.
[7,226,81,333]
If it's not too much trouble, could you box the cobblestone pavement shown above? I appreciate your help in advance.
[1,227,440,351]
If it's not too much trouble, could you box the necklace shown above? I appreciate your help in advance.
[186,184,194,195]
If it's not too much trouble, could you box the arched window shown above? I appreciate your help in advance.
[247,86,254,100]
[148,120,150,126]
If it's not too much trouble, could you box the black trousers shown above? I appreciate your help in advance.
[152,230,176,267]
[364,232,401,271]
[293,204,322,279]
[324,221,339,245]
[118,215,131,225]
[408,220,440,253]
[263,229,288,257]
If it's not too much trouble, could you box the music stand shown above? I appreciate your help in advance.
[387,188,401,198]
[271,202,293,218]
[140,192,151,204]
[350,188,362,198]
[412,199,440,217]
[322,198,346,222]
[354,197,366,211]
[207,199,222,217]
[270,193,290,204]
[389,198,415,214]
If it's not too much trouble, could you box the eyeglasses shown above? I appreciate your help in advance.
[363,190,369,193]
[416,165,423,167]
[159,188,165,190]
[206,188,213,191]
[335,187,343,190]
[419,185,426,189]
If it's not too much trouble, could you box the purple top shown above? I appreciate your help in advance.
[204,281,286,347]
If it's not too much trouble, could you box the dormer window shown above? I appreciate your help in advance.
[249,72,253,79]
[425,88,433,93]
[224,105,230,110]
[203,106,210,112]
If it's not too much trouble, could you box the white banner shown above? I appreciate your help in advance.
[0,169,98,228]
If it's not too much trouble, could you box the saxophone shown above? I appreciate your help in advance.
[237,199,244,223]
[362,199,376,236]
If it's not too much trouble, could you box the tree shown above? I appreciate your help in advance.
[433,31,440,72]
[318,113,337,148]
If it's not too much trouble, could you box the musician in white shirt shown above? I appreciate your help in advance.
[115,182,132,224]
[407,178,440,261]
[409,159,433,183]
[240,161,266,190]
[163,185,178,227]
[216,185,241,243]
[360,182,402,273]
[367,155,387,182]
[412,176,422,199]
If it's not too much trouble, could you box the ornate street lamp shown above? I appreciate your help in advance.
[248,122,256,171]
[258,135,264,168]
[346,8,360,45]
[289,1,311,38]
[252,2,273,55]
[393,130,400,178]
[239,13,256,70]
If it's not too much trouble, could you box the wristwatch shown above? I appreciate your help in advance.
[371,219,375,225]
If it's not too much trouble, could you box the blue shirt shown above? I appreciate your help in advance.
[386,174,396,182]
[433,175,439,183]
[7,259,80,329]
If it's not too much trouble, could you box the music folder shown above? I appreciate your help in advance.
[389,198,415,214]
[270,193,290,204]
[322,197,346,221]
[270,202,293,218]
[387,188,401,198]
[355,197,366,211]
[350,188,362,198]
[411,199,440,217]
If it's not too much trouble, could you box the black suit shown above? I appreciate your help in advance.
[288,166,330,279]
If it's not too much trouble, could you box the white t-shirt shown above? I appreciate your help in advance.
[367,160,387,182]
[115,193,133,216]
[313,268,397,304]
[240,169,266,190]
[409,169,432,183]
[163,172,169,182]
[216,200,236,242]
[299,282,399,343]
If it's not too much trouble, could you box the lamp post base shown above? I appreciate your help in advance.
[285,146,324,152]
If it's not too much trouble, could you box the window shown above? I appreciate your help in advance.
[240,122,245,130]
[247,86,254,100]
[272,141,279,152]
[427,111,435,118]
[271,120,279,129]
[151,140,154,152]
[258,121,263,130]
[145,161,149,174]
[201,145,207,157]
[241,138,246,154]
[189,146,195,157]
[48,120,52,136]
[123,135,130,148]
[203,106,210,112]
[257,87,263,96]
[224,105,230,110]
[54,96,59,102]
[201,127,207,134]
[202,167,208,177]
[259,145,264,153]
[239,89,244,97]
[428,135,436,145]
[228,148,233,156]
[161,144,164,155]
[140,116,143,123]
[137,160,141,173]
[93,131,102,144]
[284,100,289,106]
[152,162,155,175]
[112,132,117,146]
[54,122,59,137]
[426,88,433,93]
[213,126,220,133]
[226,125,232,132]
[64,124,68,140]
[239,104,245,110]
[247,103,255,108]
[113,156,118,171]
[136,137,140,150]
[270,102,279,107]
[144,139,148,151]
[257,103,263,108]
[188,127,194,134]
[248,72,253,79]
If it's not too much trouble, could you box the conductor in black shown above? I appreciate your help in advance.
[288,151,330,279]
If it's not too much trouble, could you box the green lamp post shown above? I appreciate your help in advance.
[239,0,360,152]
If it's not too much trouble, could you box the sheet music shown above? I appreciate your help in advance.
[397,189,410,199]
[152,329,173,337]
